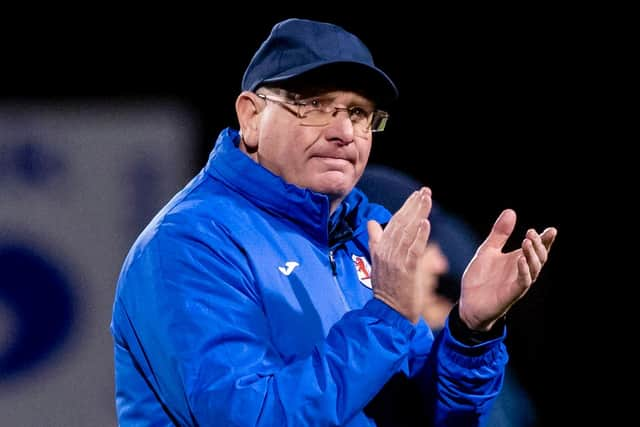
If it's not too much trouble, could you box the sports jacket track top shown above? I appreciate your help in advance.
[111,128,508,426]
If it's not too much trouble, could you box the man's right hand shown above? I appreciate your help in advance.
[367,187,433,324]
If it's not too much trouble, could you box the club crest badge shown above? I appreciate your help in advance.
[352,254,372,289]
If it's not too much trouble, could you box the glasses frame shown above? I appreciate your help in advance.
[255,92,389,133]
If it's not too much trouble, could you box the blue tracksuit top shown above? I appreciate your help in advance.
[111,127,508,426]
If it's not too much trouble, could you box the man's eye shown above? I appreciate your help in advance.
[350,107,368,118]
[307,98,331,109]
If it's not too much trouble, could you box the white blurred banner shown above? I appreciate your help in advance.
[0,100,197,426]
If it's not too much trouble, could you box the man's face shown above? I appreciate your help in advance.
[253,90,375,201]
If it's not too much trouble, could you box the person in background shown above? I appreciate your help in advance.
[111,18,558,426]
[357,163,539,426]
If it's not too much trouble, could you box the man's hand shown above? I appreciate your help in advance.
[459,209,557,331]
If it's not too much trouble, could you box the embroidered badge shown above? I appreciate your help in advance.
[352,254,372,289]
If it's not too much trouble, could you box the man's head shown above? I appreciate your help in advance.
[235,19,398,212]
[241,18,398,108]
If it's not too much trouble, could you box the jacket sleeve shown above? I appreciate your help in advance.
[413,318,509,426]
[363,316,507,427]
[117,224,419,427]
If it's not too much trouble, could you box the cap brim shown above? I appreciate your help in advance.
[257,61,398,108]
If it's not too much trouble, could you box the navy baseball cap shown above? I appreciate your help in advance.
[241,18,399,107]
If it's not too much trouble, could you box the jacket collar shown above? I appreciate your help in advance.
[205,128,390,245]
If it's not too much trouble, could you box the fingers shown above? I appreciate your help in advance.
[407,218,431,269]
[517,255,532,287]
[522,237,542,280]
[540,227,558,251]
[386,187,432,245]
[398,187,432,222]
[526,229,548,265]
[522,227,558,282]
[479,208,517,251]
[405,188,432,244]
[403,188,432,251]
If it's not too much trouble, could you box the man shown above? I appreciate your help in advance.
[111,18,557,426]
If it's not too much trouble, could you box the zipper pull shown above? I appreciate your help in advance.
[329,250,337,276]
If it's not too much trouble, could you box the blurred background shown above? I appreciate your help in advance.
[1,8,585,426]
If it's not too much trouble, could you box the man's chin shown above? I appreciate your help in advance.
[304,167,358,196]
[311,179,353,199]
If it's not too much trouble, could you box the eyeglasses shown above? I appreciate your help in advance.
[256,92,389,134]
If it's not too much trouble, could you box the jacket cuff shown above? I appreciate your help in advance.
[447,303,506,346]
[363,298,416,339]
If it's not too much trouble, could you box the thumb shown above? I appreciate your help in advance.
[367,220,383,251]
[479,209,517,251]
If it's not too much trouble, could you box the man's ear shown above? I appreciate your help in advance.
[236,91,261,150]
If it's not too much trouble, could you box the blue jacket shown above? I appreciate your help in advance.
[111,128,508,426]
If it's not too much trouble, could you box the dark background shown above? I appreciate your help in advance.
[3,7,594,425]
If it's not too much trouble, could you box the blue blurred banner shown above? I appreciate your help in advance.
[0,100,197,426]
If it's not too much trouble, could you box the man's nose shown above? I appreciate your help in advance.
[325,109,355,144]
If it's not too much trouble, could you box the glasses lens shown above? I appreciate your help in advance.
[370,111,389,132]
[298,104,389,134]
[300,109,327,126]
[352,116,372,135]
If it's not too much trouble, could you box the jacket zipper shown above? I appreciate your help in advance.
[329,249,350,310]
[329,250,337,276]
